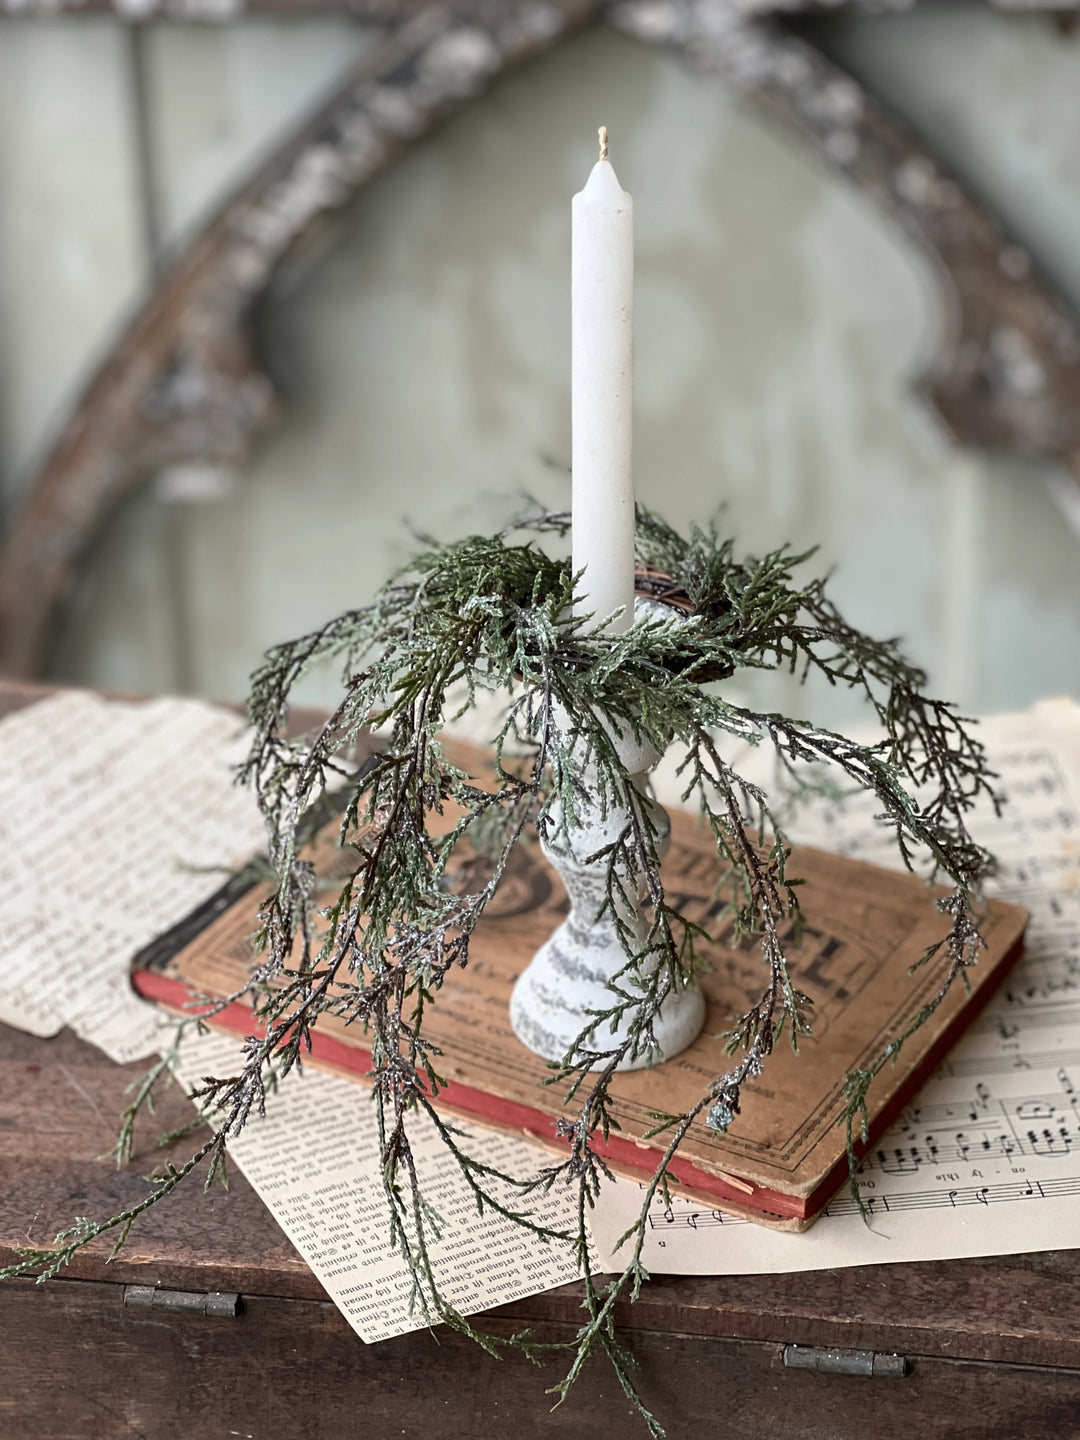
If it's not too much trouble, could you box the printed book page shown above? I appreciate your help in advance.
[172,1029,588,1344]
[589,699,1080,1274]
[0,691,265,1062]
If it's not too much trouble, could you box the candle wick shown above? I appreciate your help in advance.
[598,125,608,162]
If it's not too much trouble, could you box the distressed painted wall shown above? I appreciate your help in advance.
[0,9,1074,722]
[0,23,144,505]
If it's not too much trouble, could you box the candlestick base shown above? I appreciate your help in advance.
[509,926,707,1072]
[509,692,706,1073]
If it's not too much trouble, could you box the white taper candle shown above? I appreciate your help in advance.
[572,126,635,634]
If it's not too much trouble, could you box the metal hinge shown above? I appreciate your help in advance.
[783,1344,909,1378]
[123,1285,240,1318]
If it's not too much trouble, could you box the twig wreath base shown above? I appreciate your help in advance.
[1,506,998,1439]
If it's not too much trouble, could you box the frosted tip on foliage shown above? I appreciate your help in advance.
[707,1098,736,1132]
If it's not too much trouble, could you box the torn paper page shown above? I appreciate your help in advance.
[0,691,265,1061]
[172,1029,588,1342]
[0,692,588,1339]
[590,699,1080,1273]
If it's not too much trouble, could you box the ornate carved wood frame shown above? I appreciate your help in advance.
[2,0,1078,677]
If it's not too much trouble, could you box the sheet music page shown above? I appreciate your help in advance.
[590,698,1080,1274]
[172,1030,587,1342]
[0,692,265,1062]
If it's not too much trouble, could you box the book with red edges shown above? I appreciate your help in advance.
[132,748,1027,1232]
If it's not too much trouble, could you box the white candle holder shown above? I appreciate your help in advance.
[510,607,707,1072]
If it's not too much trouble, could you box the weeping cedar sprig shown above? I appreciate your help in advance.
[0,507,997,1438]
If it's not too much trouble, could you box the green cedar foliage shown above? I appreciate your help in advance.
[1,508,997,1437]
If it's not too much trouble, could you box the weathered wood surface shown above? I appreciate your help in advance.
[0,1021,320,1301]
[4,1275,1080,1440]
[4,1,1080,680]
[7,1018,1080,1370]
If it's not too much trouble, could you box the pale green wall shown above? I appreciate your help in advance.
[0,23,144,500]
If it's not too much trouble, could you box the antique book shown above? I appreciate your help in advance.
[132,753,1027,1232]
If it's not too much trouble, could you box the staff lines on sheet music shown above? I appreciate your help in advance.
[975,1002,1080,1038]
[874,1134,1019,1173]
[829,1175,1080,1217]
[999,949,1080,984]
[899,1082,1078,1130]
[876,1082,1080,1172]
[872,1126,1080,1173]
[648,1176,1080,1230]
[943,1047,1080,1077]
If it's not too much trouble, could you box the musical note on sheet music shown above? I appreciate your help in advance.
[590,700,1080,1275]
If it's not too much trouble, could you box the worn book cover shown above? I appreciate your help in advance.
[132,750,1027,1232]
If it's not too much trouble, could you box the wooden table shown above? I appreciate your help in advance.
[3,681,1080,1439]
